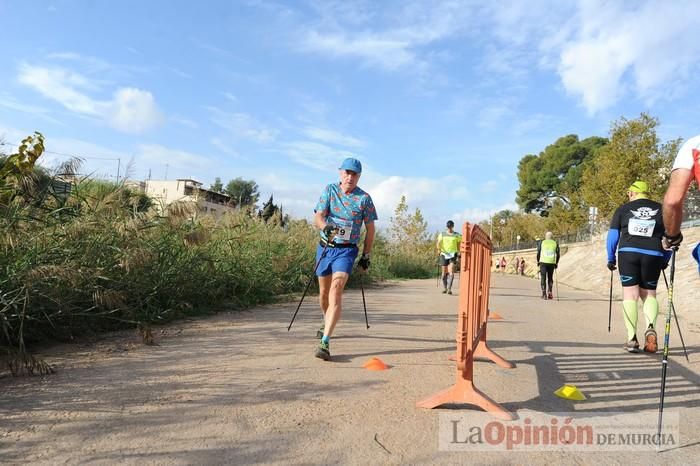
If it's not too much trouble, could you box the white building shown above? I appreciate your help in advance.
[144,179,234,218]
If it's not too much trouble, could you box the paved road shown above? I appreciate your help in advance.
[1,274,699,464]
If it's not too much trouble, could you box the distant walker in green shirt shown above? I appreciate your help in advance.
[437,220,462,295]
[537,231,560,300]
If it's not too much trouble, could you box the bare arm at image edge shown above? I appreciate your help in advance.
[663,168,694,236]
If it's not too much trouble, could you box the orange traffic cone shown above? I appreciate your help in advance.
[489,312,503,320]
[363,357,389,371]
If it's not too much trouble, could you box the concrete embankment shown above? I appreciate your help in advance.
[494,226,699,316]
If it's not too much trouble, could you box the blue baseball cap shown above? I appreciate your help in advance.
[693,242,700,275]
[339,157,362,173]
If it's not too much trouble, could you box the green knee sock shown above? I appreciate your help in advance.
[643,296,659,329]
[622,300,638,341]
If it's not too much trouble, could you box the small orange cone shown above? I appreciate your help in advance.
[489,312,503,320]
[363,357,389,371]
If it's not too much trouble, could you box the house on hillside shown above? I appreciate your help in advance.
[144,179,234,218]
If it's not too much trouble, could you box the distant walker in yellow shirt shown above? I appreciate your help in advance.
[437,220,462,294]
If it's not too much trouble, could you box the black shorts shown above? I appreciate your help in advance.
[618,252,664,289]
[439,254,459,266]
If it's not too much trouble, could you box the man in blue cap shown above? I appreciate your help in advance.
[312,157,377,361]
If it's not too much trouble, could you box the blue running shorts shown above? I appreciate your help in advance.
[315,244,359,276]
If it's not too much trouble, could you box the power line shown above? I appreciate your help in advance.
[0,141,121,161]
[1,141,122,182]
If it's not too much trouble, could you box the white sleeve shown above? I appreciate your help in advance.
[672,135,700,171]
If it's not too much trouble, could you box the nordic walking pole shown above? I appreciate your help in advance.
[360,272,369,329]
[608,270,613,332]
[288,235,333,331]
[555,268,560,301]
[657,249,676,446]
[436,255,441,288]
[662,269,689,362]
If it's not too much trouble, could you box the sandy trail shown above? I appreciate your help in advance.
[2,274,699,465]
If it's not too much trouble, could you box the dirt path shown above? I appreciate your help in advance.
[2,275,700,465]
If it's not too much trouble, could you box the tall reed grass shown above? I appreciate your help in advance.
[1,173,434,360]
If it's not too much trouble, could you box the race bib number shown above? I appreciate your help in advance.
[628,218,655,237]
[543,250,555,258]
[331,218,353,242]
[442,252,455,260]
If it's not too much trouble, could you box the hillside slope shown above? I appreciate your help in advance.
[494,227,699,316]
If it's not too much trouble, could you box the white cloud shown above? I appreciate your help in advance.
[298,1,475,71]
[477,103,514,129]
[302,126,365,148]
[171,115,199,129]
[210,137,241,158]
[17,63,163,133]
[472,1,700,113]
[483,1,700,113]
[46,52,113,73]
[109,88,163,133]
[191,38,234,57]
[557,1,700,113]
[283,140,356,171]
[18,64,101,115]
[452,202,519,224]
[363,173,470,220]
[168,67,192,79]
[480,180,499,193]
[256,172,322,218]
[0,94,64,125]
[302,31,417,70]
[136,144,214,172]
[125,144,223,182]
[206,106,277,143]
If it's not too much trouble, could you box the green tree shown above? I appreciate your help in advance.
[485,210,556,248]
[544,200,587,237]
[580,113,681,219]
[0,132,47,207]
[210,177,223,193]
[384,196,433,278]
[259,194,285,226]
[225,177,259,208]
[389,195,429,251]
[516,135,607,214]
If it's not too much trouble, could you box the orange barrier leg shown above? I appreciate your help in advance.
[473,340,514,369]
[416,373,515,420]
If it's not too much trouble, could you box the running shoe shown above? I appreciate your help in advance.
[541,291,547,300]
[644,326,658,353]
[624,336,640,353]
[442,288,448,294]
[315,340,330,361]
[547,292,553,300]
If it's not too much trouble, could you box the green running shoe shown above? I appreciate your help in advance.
[315,340,330,361]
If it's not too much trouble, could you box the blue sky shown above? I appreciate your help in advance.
[1,0,699,231]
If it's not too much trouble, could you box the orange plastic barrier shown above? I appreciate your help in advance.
[417,223,515,420]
